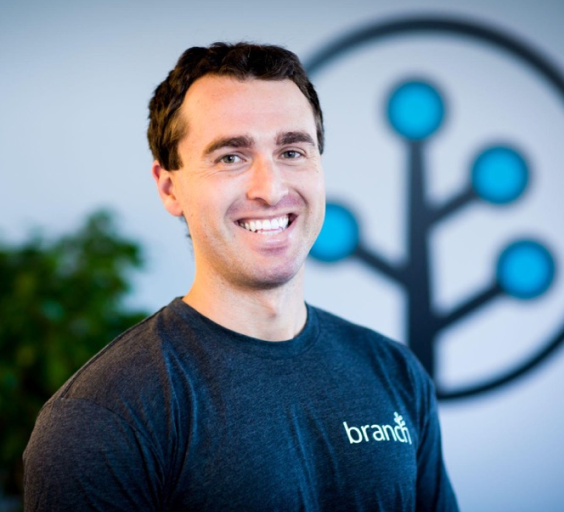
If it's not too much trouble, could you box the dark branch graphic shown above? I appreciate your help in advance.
[307,16,564,400]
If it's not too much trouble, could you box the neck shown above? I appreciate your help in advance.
[184,269,307,341]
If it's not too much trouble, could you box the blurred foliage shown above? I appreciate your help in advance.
[0,211,147,500]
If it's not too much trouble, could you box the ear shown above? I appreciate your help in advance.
[152,161,183,217]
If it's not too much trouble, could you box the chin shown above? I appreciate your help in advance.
[241,263,304,290]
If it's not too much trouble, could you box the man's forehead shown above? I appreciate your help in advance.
[181,75,311,115]
[178,75,317,147]
[187,73,298,94]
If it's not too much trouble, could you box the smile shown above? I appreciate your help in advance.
[237,215,292,234]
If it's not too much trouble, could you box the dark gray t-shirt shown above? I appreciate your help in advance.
[24,298,458,511]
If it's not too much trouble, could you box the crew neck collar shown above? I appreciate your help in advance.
[169,297,320,359]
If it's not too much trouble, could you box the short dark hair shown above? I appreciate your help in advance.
[147,42,324,170]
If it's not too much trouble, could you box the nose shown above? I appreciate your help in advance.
[246,157,288,206]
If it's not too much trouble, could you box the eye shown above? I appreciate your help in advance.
[218,154,243,164]
[281,150,303,159]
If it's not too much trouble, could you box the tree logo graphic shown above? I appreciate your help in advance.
[306,16,564,400]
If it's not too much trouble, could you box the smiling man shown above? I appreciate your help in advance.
[24,43,458,511]
[153,74,325,338]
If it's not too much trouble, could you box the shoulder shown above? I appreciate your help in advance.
[42,299,195,420]
[310,305,415,357]
[309,304,433,390]
[24,301,195,498]
[24,394,164,510]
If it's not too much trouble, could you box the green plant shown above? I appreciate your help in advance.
[0,211,147,501]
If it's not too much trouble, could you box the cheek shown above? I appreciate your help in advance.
[309,174,326,208]
[294,166,324,193]
[312,178,326,230]
[185,197,228,237]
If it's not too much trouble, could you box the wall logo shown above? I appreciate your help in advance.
[306,16,564,400]
[343,412,412,445]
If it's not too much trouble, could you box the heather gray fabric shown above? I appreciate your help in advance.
[24,298,458,511]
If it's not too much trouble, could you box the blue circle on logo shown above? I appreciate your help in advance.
[306,14,564,399]
[472,146,529,204]
[310,203,359,262]
[387,80,445,140]
[497,240,555,299]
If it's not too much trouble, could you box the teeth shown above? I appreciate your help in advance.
[239,215,290,233]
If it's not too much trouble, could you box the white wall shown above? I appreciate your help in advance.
[2,1,563,510]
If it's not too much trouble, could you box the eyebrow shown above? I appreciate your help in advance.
[276,131,316,147]
[203,130,316,157]
[204,135,255,156]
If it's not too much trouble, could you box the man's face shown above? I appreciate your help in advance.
[155,75,325,291]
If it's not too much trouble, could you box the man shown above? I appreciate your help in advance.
[24,42,458,511]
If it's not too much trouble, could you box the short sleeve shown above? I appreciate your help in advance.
[23,398,164,512]
[415,380,459,512]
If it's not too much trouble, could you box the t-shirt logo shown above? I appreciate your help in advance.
[343,412,412,444]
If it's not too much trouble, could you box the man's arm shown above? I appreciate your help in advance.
[415,384,459,512]
[24,398,164,511]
